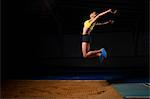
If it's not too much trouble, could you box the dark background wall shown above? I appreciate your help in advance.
[2,0,149,79]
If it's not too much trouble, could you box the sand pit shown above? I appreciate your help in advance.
[2,80,123,99]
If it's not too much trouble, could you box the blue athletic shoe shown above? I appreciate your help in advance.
[101,48,107,58]
[99,54,104,63]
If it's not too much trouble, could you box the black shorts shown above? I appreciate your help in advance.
[82,34,91,43]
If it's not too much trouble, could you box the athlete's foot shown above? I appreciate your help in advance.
[98,49,103,52]
[98,53,104,63]
[101,48,107,58]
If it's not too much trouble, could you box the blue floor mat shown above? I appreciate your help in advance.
[31,74,148,83]
[32,74,122,80]
[112,83,150,98]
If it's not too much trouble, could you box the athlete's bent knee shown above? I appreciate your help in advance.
[83,54,88,58]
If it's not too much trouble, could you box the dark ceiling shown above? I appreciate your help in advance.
[3,0,149,35]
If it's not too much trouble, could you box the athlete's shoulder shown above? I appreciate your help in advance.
[84,20,90,23]
[84,20,91,25]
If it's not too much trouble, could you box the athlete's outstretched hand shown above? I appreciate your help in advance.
[111,9,117,14]
[109,20,114,24]
[108,9,112,13]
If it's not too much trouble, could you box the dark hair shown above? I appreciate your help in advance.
[89,11,97,15]
[89,9,98,14]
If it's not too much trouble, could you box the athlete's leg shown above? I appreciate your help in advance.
[82,42,102,58]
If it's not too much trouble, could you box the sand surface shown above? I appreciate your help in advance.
[2,80,123,99]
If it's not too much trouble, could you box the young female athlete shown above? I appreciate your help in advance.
[81,9,117,62]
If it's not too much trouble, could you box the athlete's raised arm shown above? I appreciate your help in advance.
[90,9,112,24]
